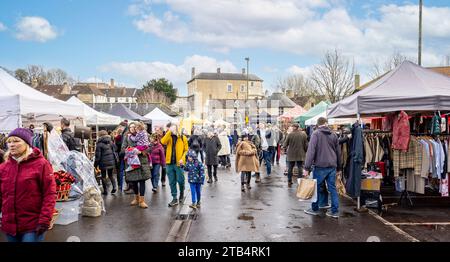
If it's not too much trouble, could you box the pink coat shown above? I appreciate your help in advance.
[392,111,410,151]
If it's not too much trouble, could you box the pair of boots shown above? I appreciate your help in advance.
[130,195,148,209]
[207,175,218,183]
[241,183,251,192]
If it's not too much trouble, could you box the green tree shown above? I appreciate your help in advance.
[139,78,177,104]
[15,69,29,83]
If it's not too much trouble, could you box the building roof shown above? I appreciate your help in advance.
[267,92,297,108]
[102,88,137,97]
[34,85,65,97]
[72,85,104,96]
[187,72,263,84]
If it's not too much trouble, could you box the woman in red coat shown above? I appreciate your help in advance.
[0,128,56,242]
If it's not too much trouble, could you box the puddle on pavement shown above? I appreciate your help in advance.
[238,213,255,221]
[245,207,263,211]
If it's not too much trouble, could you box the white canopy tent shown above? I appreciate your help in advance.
[143,107,176,131]
[0,68,84,132]
[66,96,122,126]
[305,111,357,126]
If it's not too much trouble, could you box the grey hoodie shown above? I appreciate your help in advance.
[304,126,341,171]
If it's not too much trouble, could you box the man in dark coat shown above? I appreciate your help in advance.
[60,118,81,152]
[283,123,308,186]
[203,131,222,183]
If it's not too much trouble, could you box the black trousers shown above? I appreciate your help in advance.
[241,171,251,185]
[131,180,146,196]
[207,165,218,178]
[287,161,303,182]
[101,168,116,191]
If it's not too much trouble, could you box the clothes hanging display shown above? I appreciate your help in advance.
[345,123,364,198]
[392,111,410,151]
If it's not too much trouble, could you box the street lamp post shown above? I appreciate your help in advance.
[245,57,250,126]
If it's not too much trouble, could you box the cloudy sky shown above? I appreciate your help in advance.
[1,0,449,95]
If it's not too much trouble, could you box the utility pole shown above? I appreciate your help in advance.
[418,0,423,66]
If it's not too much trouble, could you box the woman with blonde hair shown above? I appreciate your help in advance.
[0,128,56,242]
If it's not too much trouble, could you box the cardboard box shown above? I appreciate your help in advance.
[361,178,381,191]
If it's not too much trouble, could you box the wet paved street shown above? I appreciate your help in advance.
[1,155,448,242]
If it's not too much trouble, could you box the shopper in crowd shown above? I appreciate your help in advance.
[94,130,118,195]
[282,126,293,176]
[0,149,4,164]
[188,128,204,163]
[257,123,273,177]
[232,127,239,154]
[60,118,81,151]
[248,127,262,183]
[272,125,283,165]
[304,117,341,219]
[235,132,259,192]
[155,127,167,187]
[161,123,189,207]
[124,122,150,172]
[181,150,205,209]
[0,128,56,242]
[149,133,166,193]
[283,123,308,186]
[122,122,151,209]
[218,129,231,169]
[114,122,128,192]
[203,131,222,183]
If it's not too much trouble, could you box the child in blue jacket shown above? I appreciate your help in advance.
[182,150,205,209]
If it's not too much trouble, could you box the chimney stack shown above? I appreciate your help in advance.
[217,68,221,74]
[242,68,246,74]
[110,78,115,89]
[61,82,71,95]
[191,67,196,78]
[354,74,360,90]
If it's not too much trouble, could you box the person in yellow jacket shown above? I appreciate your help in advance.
[161,123,189,207]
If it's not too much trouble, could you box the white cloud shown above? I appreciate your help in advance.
[99,55,238,92]
[0,22,7,31]
[84,77,105,83]
[15,16,58,42]
[129,1,450,69]
[287,65,314,77]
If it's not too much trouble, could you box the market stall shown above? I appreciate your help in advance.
[0,68,84,132]
[328,61,450,211]
[304,111,357,126]
[143,107,176,132]
[294,101,330,128]
[66,96,122,126]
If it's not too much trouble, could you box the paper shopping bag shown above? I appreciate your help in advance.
[296,177,317,201]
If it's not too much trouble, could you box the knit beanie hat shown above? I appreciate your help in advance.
[8,128,33,147]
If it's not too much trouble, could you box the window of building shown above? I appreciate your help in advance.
[251,81,254,87]
[240,84,245,92]
[227,84,232,92]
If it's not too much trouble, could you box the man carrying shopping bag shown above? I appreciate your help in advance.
[303,117,341,218]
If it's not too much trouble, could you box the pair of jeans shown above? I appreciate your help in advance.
[207,165,218,179]
[167,164,185,199]
[161,166,166,184]
[131,180,146,196]
[241,171,251,185]
[269,146,276,164]
[7,232,45,242]
[151,164,161,189]
[311,167,339,213]
[190,183,202,203]
[117,160,125,190]
[287,161,303,182]
[262,150,272,175]
[101,168,117,192]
